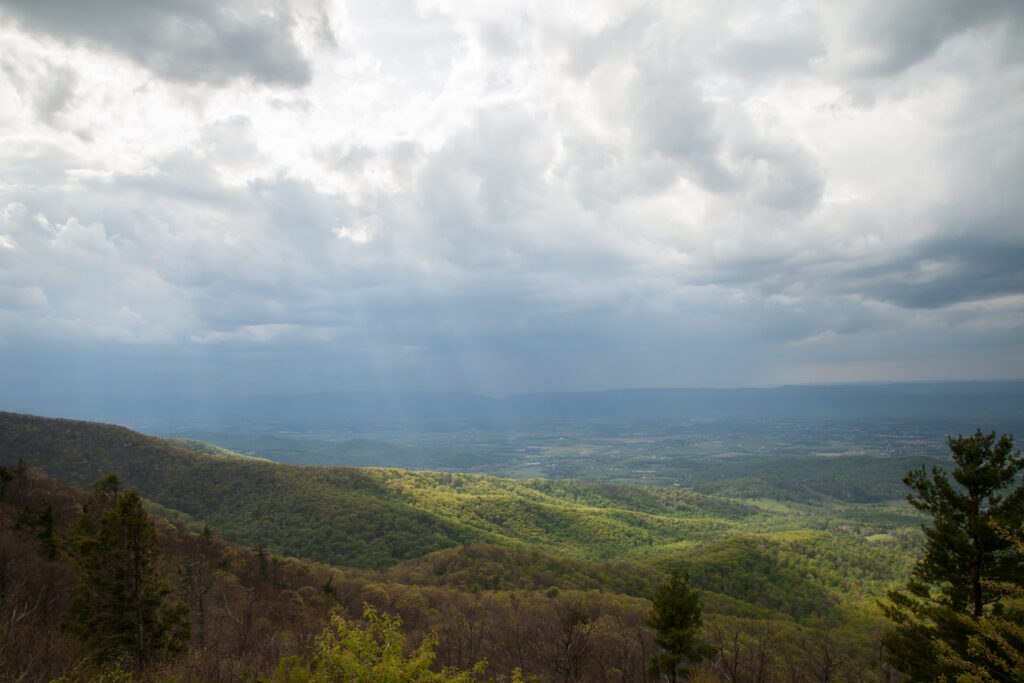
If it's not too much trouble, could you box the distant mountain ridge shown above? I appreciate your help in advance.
[7,381,1024,429]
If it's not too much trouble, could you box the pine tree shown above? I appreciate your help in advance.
[646,569,716,682]
[932,521,1024,681]
[62,475,190,666]
[881,430,1024,680]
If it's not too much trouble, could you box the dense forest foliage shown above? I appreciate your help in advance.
[0,412,920,572]
[0,463,905,681]
[0,411,953,680]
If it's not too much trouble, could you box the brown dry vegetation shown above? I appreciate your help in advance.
[0,464,903,681]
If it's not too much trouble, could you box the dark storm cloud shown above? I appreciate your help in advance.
[848,233,1024,310]
[0,0,312,86]
[825,0,1023,79]
[1,0,1022,397]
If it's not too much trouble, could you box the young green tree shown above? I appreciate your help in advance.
[271,605,487,682]
[63,475,190,666]
[646,569,716,682]
[881,430,1024,680]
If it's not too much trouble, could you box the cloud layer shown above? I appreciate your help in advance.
[1,0,1022,398]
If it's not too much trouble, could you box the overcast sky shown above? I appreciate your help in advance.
[1,0,1022,401]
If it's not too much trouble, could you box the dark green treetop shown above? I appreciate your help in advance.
[62,474,190,667]
[934,521,1024,681]
[646,568,716,682]
[882,430,1024,680]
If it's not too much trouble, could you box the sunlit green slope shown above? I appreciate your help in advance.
[162,436,272,461]
[0,411,919,596]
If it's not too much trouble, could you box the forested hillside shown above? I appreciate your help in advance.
[1,455,902,681]
[0,412,920,572]
[0,411,931,680]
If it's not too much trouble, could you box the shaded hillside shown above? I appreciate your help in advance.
[0,465,659,681]
[385,543,661,596]
[0,464,344,680]
[0,412,771,568]
[683,531,914,619]
[0,410,919,599]
[0,463,903,682]
[0,412,497,567]
[691,454,947,503]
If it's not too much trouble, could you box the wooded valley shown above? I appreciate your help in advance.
[0,411,1020,681]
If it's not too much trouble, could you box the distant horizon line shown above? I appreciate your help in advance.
[5,377,1024,403]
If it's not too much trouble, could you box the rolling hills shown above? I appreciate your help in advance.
[0,411,920,576]
[0,409,939,680]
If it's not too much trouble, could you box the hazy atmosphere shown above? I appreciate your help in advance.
[1,0,1022,401]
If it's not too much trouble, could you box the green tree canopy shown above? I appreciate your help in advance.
[646,568,716,682]
[62,475,190,666]
[882,430,1024,680]
[271,605,487,682]
[933,521,1024,682]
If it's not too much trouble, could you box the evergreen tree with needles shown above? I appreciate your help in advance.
[646,568,716,682]
[63,474,190,667]
[881,430,1024,681]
